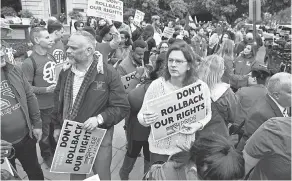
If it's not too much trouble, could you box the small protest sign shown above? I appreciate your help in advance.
[55,61,68,83]
[87,0,123,22]
[162,27,175,39]
[147,82,208,141]
[1,157,14,176]
[133,10,145,26]
[121,71,138,93]
[84,174,100,181]
[50,120,107,174]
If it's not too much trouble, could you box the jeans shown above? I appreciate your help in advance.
[9,134,44,180]
[70,126,114,180]
[39,108,55,158]
[127,140,150,161]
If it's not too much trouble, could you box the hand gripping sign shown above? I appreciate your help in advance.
[87,0,124,22]
[147,82,208,141]
[120,71,138,93]
[50,120,107,174]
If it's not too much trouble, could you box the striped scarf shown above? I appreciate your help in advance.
[63,55,99,121]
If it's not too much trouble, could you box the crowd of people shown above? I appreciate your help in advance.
[0,13,291,181]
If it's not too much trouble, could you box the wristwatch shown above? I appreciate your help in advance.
[96,114,104,125]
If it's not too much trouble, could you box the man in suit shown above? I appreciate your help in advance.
[237,72,291,151]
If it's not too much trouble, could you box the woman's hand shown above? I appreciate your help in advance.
[180,122,203,135]
[1,140,13,158]
[143,112,159,125]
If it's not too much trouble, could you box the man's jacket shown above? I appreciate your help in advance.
[52,60,130,130]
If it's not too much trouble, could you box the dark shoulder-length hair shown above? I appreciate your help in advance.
[163,42,199,86]
[170,134,245,180]
[120,30,132,47]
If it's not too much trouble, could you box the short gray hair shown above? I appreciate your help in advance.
[267,72,291,93]
[71,30,96,50]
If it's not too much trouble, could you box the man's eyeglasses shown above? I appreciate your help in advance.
[168,59,187,65]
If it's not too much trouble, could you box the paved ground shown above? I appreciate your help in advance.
[15,120,145,180]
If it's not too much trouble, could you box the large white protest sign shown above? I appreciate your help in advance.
[162,27,175,39]
[87,0,123,22]
[121,71,138,93]
[1,157,14,176]
[133,10,145,26]
[50,120,107,174]
[147,82,208,141]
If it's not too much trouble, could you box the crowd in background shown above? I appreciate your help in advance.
[0,12,291,181]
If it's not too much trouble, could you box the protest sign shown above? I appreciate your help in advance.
[87,0,123,22]
[84,174,100,181]
[1,157,14,176]
[50,120,107,174]
[121,71,138,93]
[133,10,145,26]
[162,27,175,39]
[147,82,208,141]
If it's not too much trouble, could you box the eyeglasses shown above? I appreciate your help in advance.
[168,59,187,65]
[160,46,168,49]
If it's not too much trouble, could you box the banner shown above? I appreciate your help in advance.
[133,10,145,26]
[1,157,14,176]
[87,0,123,22]
[120,71,138,93]
[147,82,208,141]
[50,120,107,174]
[162,27,175,39]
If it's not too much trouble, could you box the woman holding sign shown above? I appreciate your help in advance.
[138,42,212,165]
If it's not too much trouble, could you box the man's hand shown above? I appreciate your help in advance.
[33,128,42,142]
[46,84,56,93]
[106,19,113,26]
[82,117,100,131]
[53,129,61,142]
[136,67,145,78]
[1,140,13,158]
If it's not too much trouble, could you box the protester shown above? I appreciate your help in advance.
[234,25,244,44]
[235,62,271,126]
[151,15,162,45]
[243,117,291,180]
[116,39,147,78]
[217,39,235,84]
[52,30,130,180]
[230,44,257,91]
[119,52,167,180]
[73,21,85,31]
[1,46,44,180]
[138,42,212,165]
[141,25,156,64]
[237,72,292,151]
[21,27,56,168]
[207,26,222,55]
[114,21,132,38]
[132,21,147,42]
[234,32,254,57]
[191,27,207,57]
[128,16,137,33]
[93,19,121,63]
[109,30,132,66]
[149,40,168,67]
[144,134,245,180]
[47,21,65,64]
[196,55,239,138]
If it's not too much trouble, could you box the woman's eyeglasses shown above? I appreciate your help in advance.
[168,59,187,65]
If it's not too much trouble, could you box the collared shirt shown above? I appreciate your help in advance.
[268,94,287,117]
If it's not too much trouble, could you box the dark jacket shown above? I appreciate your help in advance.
[126,82,151,151]
[237,94,284,150]
[235,84,267,125]
[52,60,130,130]
[2,63,42,138]
[230,54,255,89]
[196,84,239,138]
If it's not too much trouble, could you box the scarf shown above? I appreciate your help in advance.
[63,53,101,121]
